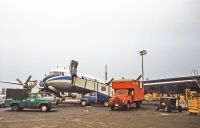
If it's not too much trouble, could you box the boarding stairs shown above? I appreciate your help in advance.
[69,60,114,97]
[72,77,113,97]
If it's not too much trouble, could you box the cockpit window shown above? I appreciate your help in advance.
[53,71,60,74]
[49,71,64,76]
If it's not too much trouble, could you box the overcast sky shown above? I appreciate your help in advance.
[0,0,200,89]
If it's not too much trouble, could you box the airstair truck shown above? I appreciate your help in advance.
[109,79,144,111]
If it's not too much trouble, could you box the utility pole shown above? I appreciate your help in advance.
[105,64,107,83]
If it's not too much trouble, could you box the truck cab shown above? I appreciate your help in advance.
[80,92,110,107]
[5,89,56,112]
[109,79,144,110]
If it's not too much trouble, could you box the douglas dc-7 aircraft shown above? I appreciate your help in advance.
[39,63,106,95]
[0,60,111,97]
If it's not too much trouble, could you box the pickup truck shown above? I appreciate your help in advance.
[80,92,110,107]
[5,89,56,112]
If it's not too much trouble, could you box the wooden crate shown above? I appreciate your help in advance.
[144,94,153,101]
[188,97,200,115]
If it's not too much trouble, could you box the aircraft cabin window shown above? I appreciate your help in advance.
[53,71,58,74]
[101,86,106,91]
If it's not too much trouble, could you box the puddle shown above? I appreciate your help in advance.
[160,113,169,116]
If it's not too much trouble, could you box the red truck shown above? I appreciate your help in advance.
[109,79,144,111]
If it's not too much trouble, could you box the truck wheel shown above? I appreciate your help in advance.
[154,105,159,111]
[136,101,141,108]
[126,104,130,111]
[177,106,182,112]
[81,101,87,106]
[111,106,115,111]
[0,104,3,108]
[11,104,19,111]
[103,101,109,107]
[19,108,24,111]
[47,107,51,112]
[41,105,48,112]
[164,106,169,112]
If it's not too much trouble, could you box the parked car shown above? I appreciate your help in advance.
[154,97,182,112]
[80,92,110,107]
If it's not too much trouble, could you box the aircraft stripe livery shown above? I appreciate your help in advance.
[40,68,114,99]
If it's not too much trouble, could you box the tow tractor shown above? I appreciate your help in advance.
[154,97,182,112]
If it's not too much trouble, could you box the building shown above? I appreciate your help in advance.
[143,76,200,95]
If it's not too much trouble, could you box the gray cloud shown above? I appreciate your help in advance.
[0,0,200,89]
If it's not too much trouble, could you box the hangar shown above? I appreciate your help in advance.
[143,76,200,94]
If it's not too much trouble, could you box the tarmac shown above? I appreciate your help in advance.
[0,102,199,128]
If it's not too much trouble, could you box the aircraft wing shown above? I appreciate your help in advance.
[0,81,22,85]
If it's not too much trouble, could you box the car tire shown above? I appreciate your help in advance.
[126,104,130,111]
[177,106,182,112]
[154,105,159,111]
[103,101,109,107]
[41,105,48,112]
[11,104,19,111]
[81,101,87,106]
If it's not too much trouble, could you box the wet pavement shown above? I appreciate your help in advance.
[0,103,199,128]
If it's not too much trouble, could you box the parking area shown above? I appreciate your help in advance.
[0,103,199,128]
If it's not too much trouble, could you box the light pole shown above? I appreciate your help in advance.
[140,50,147,81]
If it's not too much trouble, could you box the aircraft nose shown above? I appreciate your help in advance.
[39,80,45,88]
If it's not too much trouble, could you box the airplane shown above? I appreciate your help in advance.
[0,60,112,98]
[39,60,111,96]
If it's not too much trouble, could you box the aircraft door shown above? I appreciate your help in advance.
[69,60,78,77]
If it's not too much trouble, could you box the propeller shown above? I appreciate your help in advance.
[0,75,37,90]
[16,78,25,86]
[25,75,32,84]
[106,78,114,85]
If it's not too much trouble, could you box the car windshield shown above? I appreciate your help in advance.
[116,89,128,95]
[29,93,42,99]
